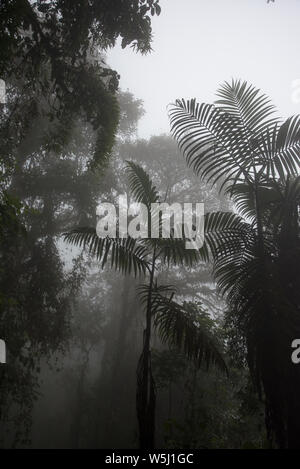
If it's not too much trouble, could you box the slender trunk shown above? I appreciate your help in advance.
[136,250,156,449]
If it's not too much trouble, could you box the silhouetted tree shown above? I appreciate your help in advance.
[169,79,300,448]
[65,162,228,449]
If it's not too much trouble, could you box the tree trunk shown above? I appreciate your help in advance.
[136,251,156,449]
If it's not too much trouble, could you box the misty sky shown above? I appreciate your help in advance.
[108,0,300,139]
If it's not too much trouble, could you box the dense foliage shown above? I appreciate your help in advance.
[169,80,300,448]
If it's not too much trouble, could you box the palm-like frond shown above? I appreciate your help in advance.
[126,161,159,209]
[256,116,300,180]
[138,281,176,311]
[200,211,253,262]
[215,79,278,137]
[137,283,227,374]
[63,227,150,276]
[228,182,278,223]
[154,235,201,266]
[265,176,300,233]
[168,98,253,189]
[152,294,228,374]
[203,178,300,307]
[169,80,299,191]
[228,176,300,230]
[169,79,300,448]
[148,211,252,268]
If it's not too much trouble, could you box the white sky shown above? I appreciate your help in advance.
[107,0,300,139]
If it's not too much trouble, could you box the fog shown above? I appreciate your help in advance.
[109,0,300,138]
[0,0,300,451]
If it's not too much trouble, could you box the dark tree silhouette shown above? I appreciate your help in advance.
[169,79,300,448]
[64,162,227,449]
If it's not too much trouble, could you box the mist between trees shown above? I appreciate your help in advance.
[0,0,299,450]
